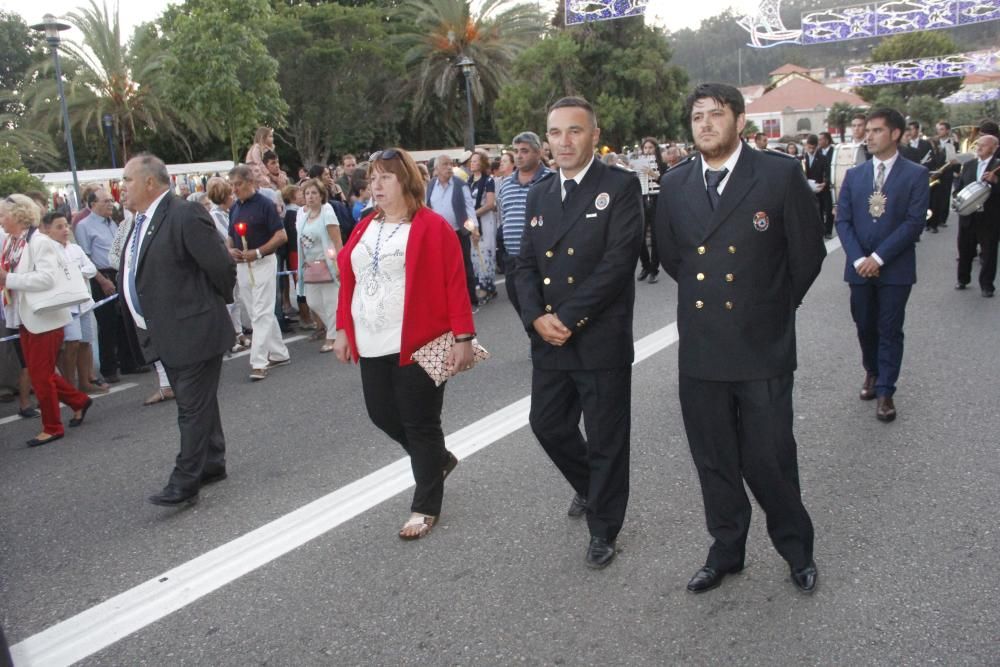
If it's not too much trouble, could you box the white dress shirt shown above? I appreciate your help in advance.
[854,151,900,270]
[560,156,595,200]
[123,189,169,329]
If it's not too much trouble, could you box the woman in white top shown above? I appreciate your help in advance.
[0,194,93,446]
[39,211,100,395]
[296,178,342,353]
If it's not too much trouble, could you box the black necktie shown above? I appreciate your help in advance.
[705,168,728,211]
[563,178,577,205]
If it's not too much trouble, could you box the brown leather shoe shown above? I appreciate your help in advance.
[860,373,877,401]
[876,396,896,422]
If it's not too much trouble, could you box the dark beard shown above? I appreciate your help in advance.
[696,134,740,162]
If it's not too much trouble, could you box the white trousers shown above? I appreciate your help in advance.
[303,281,338,340]
[236,254,289,370]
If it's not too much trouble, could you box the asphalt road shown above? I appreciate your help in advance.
[1,216,998,666]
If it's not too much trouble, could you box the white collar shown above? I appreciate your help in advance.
[560,156,595,190]
[139,189,169,222]
[701,140,743,183]
[872,150,899,173]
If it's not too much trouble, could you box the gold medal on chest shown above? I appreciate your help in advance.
[868,191,887,219]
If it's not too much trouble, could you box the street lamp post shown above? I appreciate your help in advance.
[30,14,81,209]
[102,114,117,168]
[454,55,477,151]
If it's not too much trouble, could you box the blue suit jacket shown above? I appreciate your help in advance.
[836,155,929,285]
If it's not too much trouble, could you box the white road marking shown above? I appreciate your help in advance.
[0,383,138,427]
[11,236,843,666]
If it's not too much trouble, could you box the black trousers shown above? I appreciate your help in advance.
[456,230,478,307]
[958,217,999,291]
[360,354,450,516]
[91,269,140,375]
[639,196,659,274]
[162,354,226,491]
[504,254,522,318]
[928,174,953,229]
[529,365,631,541]
[678,373,814,571]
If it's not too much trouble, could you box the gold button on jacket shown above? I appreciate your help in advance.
[695,300,704,309]
[696,273,705,281]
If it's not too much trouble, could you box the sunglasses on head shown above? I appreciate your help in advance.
[369,149,400,162]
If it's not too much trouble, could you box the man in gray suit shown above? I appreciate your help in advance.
[120,155,237,506]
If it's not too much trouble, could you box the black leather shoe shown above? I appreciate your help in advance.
[876,396,896,422]
[68,398,93,427]
[443,451,458,479]
[929,227,939,234]
[686,564,742,593]
[860,373,877,401]
[955,283,967,290]
[200,469,228,485]
[17,406,40,418]
[585,536,616,569]
[647,273,659,284]
[26,433,64,447]
[791,561,818,593]
[103,374,121,384]
[983,289,995,298]
[148,485,199,506]
[567,493,588,517]
[121,365,152,375]
[636,268,650,281]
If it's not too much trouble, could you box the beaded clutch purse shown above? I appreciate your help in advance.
[411,332,490,386]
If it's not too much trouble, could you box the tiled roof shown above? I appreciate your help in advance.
[770,63,811,76]
[746,77,868,114]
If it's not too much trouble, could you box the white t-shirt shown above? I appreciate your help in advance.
[350,221,410,357]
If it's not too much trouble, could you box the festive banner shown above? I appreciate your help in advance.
[565,0,647,25]
[845,49,1000,85]
[738,0,1000,48]
[941,88,1000,103]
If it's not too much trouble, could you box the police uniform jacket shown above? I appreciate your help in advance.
[514,159,643,370]
[655,146,826,382]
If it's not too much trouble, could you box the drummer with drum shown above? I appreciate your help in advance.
[954,133,1000,298]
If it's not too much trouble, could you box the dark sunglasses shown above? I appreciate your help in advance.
[369,149,401,162]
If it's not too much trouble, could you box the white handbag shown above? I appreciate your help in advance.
[21,231,93,314]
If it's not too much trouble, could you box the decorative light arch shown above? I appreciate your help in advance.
[565,0,648,25]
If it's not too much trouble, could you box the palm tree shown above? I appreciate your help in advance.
[392,0,544,141]
[827,101,863,143]
[0,89,61,169]
[21,0,206,163]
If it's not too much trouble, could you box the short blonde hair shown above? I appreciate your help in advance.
[1,193,42,228]
[206,177,232,206]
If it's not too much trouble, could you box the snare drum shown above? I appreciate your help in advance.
[952,181,991,216]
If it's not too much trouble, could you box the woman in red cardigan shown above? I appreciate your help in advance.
[333,148,475,540]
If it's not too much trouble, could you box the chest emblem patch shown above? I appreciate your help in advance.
[595,193,610,210]
[752,211,769,232]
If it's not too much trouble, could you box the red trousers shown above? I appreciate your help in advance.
[19,326,90,436]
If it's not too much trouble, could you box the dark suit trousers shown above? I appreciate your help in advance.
[91,269,140,375]
[818,191,834,235]
[958,218,999,291]
[928,174,952,229]
[504,254,523,319]
[163,355,226,491]
[360,354,450,516]
[849,284,912,398]
[456,230,478,307]
[529,366,631,541]
[679,373,814,571]
[639,196,659,273]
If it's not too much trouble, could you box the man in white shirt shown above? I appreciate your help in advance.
[426,155,479,309]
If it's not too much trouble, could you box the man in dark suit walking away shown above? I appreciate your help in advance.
[655,83,826,594]
[954,133,999,297]
[120,155,237,506]
[836,108,929,423]
[515,97,643,569]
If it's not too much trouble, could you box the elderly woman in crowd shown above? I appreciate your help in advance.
[333,148,476,540]
[0,194,93,446]
[467,149,498,302]
[296,179,343,353]
[207,177,250,353]
[39,211,98,395]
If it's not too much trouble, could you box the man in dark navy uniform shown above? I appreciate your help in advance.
[655,83,826,594]
[515,96,643,569]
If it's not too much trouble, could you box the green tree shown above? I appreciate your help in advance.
[858,32,963,104]
[391,0,545,145]
[20,1,203,166]
[265,3,402,166]
[0,11,43,100]
[496,18,688,149]
[0,143,46,198]
[159,0,288,161]
[905,95,947,132]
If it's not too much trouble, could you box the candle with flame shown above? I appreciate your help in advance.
[235,222,255,286]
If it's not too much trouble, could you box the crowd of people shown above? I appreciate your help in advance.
[2,95,998,600]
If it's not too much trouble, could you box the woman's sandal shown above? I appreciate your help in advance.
[143,387,176,406]
[398,513,436,540]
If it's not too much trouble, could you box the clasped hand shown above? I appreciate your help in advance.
[533,313,572,346]
[856,256,881,279]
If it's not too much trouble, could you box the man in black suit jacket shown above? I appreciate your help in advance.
[655,83,826,594]
[515,97,643,569]
[901,121,933,166]
[120,155,237,506]
[955,134,1000,297]
[804,134,832,237]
